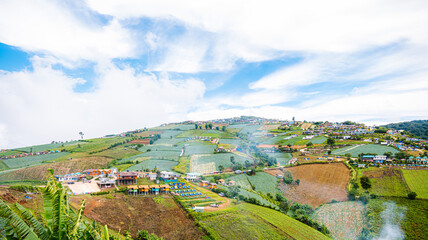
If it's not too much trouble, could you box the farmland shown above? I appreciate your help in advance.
[308,136,327,144]
[358,168,408,197]
[331,144,400,157]
[14,141,81,152]
[313,201,365,240]
[226,172,280,196]
[2,152,69,169]
[125,159,178,171]
[402,169,428,199]
[184,143,216,155]
[197,203,329,240]
[69,194,203,239]
[190,153,252,173]
[268,163,350,207]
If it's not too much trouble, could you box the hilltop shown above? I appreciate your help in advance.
[382,120,428,140]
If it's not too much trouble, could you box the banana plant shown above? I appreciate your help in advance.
[0,170,110,240]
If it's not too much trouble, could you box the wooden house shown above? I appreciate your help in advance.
[149,185,160,195]
[217,179,225,185]
[117,172,138,185]
[209,183,217,189]
[127,185,139,195]
[199,180,209,187]
[159,184,170,193]
[138,185,150,195]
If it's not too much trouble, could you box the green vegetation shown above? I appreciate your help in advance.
[308,136,327,144]
[226,172,280,196]
[382,120,428,139]
[196,203,329,240]
[356,168,409,197]
[191,153,251,173]
[14,141,81,152]
[173,156,190,173]
[0,172,111,240]
[331,144,400,157]
[402,169,428,199]
[125,159,178,171]
[2,152,69,169]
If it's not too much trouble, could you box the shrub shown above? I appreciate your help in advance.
[408,191,417,200]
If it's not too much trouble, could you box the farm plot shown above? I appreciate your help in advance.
[173,124,197,131]
[2,152,69,169]
[227,172,280,196]
[218,138,244,147]
[235,188,278,209]
[139,144,182,152]
[14,141,81,152]
[69,194,203,239]
[176,129,206,138]
[359,168,408,197]
[268,163,351,207]
[152,137,185,146]
[0,150,25,158]
[331,144,399,157]
[139,150,181,161]
[313,201,365,240]
[239,125,262,134]
[402,170,428,199]
[201,130,232,138]
[277,135,304,146]
[267,152,292,166]
[160,130,183,138]
[184,144,216,155]
[0,161,9,171]
[308,136,327,144]
[125,159,178,171]
[190,153,252,173]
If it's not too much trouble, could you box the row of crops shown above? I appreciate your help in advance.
[331,144,400,157]
[1,152,69,169]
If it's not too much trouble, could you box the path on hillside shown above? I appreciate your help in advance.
[204,196,231,211]
[334,144,361,155]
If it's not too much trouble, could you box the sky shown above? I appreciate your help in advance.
[1,0,428,148]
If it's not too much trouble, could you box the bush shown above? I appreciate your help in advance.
[135,230,163,240]
[91,191,110,196]
[408,191,417,200]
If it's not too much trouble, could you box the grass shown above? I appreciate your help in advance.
[227,172,280,196]
[402,169,428,199]
[331,144,400,157]
[2,152,69,169]
[173,156,190,173]
[313,201,365,240]
[357,167,409,197]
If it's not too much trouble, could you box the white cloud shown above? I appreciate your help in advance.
[0,60,205,148]
[0,0,136,65]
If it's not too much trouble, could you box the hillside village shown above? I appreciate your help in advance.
[0,116,427,240]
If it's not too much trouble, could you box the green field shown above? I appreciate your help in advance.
[227,172,280,196]
[313,201,365,240]
[160,129,183,138]
[125,159,178,171]
[197,203,329,240]
[308,136,327,144]
[184,144,216,155]
[0,161,10,171]
[191,153,252,173]
[239,125,262,134]
[218,138,244,147]
[402,170,428,199]
[0,150,25,158]
[331,144,400,157]
[277,135,304,146]
[176,129,206,138]
[2,152,69,169]
[357,168,409,197]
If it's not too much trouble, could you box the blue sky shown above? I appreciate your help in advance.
[1,0,428,148]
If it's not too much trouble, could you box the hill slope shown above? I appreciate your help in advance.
[382,120,428,139]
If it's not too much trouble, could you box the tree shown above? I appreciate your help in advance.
[194,124,198,129]
[360,175,372,191]
[226,186,239,198]
[208,123,213,129]
[384,152,393,158]
[327,138,335,146]
[306,142,313,147]
[295,179,300,185]
[218,165,224,172]
[216,126,220,130]
[79,131,84,140]
[230,156,235,164]
[408,191,417,200]
[0,170,110,240]
[222,126,227,132]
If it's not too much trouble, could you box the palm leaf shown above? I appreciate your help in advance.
[14,203,50,240]
[0,200,40,240]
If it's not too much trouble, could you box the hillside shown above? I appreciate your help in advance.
[382,120,428,139]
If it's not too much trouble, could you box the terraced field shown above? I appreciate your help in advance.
[331,144,400,157]
[308,136,327,144]
[14,141,81,152]
[227,172,280,196]
[125,159,178,171]
[402,169,428,199]
[190,153,252,173]
[184,144,216,155]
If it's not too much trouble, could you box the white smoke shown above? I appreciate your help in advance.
[375,202,406,240]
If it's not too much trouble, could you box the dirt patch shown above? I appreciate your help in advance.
[362,168,398,178]
[70,194,203,239]
[266,163,351,207]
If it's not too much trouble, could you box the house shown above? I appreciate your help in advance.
[209,183,217,189]
[234,170,242,174]
[117,172,138,185]
[358,163,367,168]
[160,171,174,180]
[185,172,201,181]
[146,172,157,181]
[218,179,225,185]
[373,155,387,163]
[289,158,298,164]
[228,180,236,186]
[55,173,83,182]
[361,155,375,162]
[199,180,209,187]
[159,184,170,193]
[127,185,139,195]
[277,175,283,179]
[97,178,116,189]
[150,185,160,195]
[83,169,112,177]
